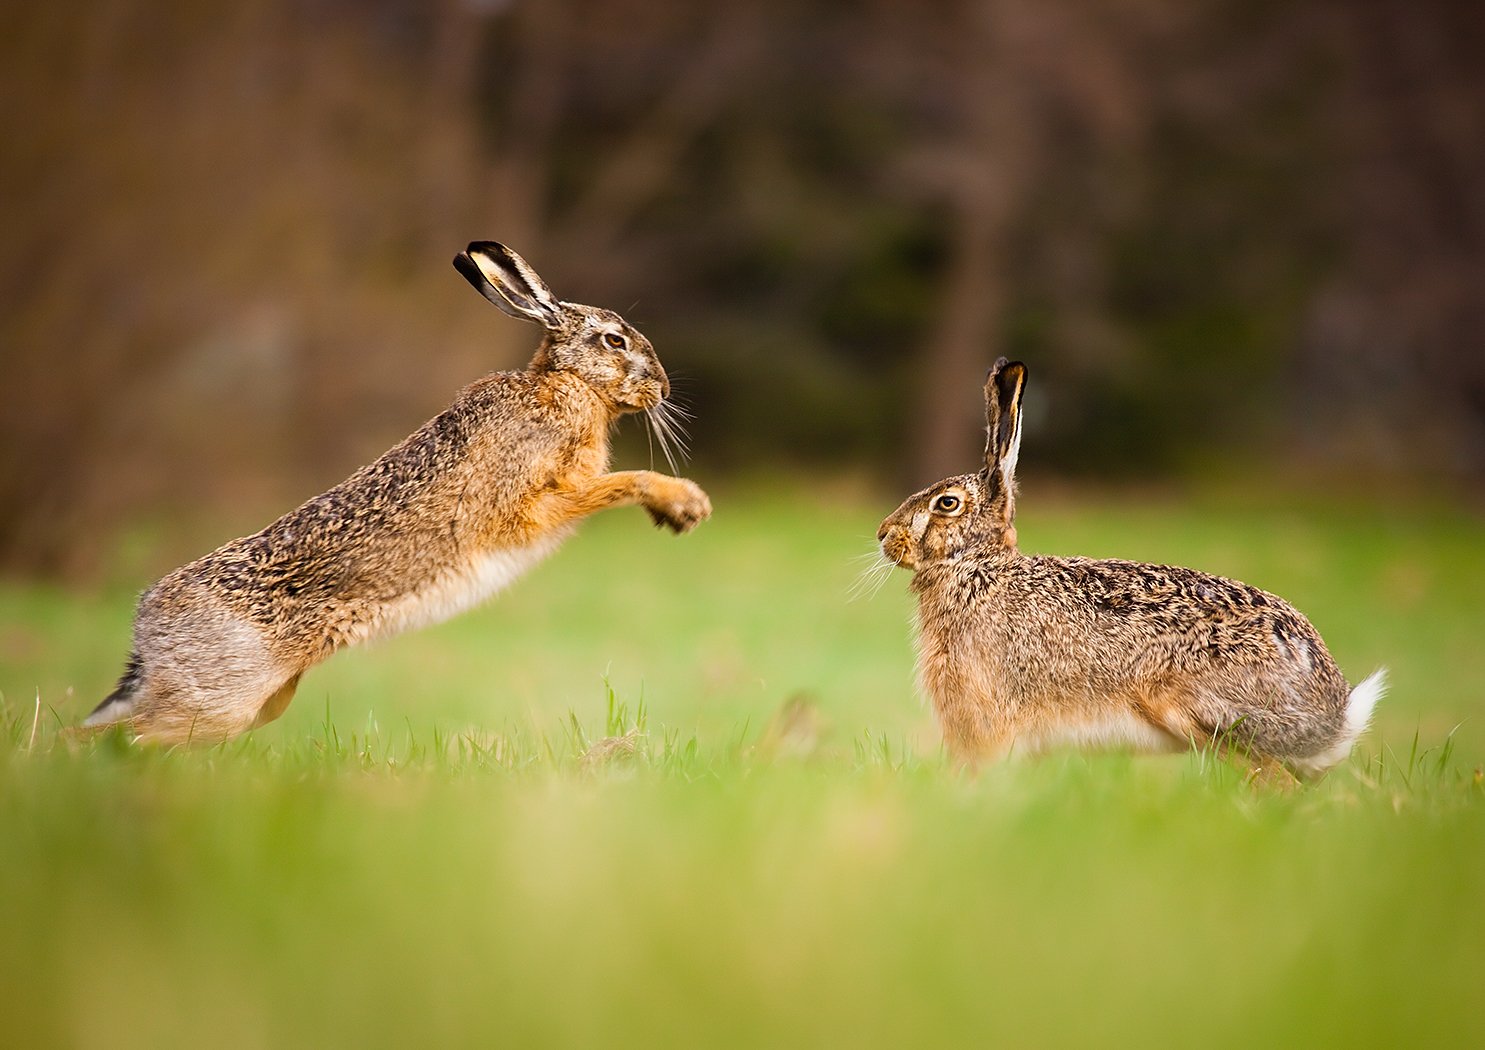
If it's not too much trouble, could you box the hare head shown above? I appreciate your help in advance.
[455,241,670,413]
[878,358,1027,570]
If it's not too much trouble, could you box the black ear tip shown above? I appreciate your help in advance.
[996,359,1028,382]
[465,240,509,257]
[453,251,480,281]
[987,356,1015,382]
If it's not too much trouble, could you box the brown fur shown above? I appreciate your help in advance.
[85,242,710,744]
[878,359,1379,777]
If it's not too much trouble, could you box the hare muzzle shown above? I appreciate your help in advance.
[877,523,918,569]
[624,357,669,409]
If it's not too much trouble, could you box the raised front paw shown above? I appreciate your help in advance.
[645,478,712,534]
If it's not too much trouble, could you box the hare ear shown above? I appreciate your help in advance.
[983,358,1028,508]
[454,241,562,329]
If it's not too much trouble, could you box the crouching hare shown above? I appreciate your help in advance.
[877,359,1383,780]
[85,242,710,744]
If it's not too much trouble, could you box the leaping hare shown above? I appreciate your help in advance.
[84,242,711,744]
[877,358,1383,779]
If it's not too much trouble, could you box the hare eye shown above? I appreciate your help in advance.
[933,494,962,514]
[603,332,626,350]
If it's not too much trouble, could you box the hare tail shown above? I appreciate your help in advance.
[1291,667,1386,776]
[1343,667,1387,742]
[84,652,144,727]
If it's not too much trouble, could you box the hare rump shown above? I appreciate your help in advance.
[85,242,711,744]
[877,359,1383,777]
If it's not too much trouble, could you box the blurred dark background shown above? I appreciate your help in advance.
[3,0,1482,579]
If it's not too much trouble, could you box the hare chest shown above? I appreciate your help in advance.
[354,534,565,645]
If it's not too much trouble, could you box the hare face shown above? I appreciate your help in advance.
[549,304,670,413]
[877,472,1013,570]
[454,242,670,414]
[877,358,1028,572]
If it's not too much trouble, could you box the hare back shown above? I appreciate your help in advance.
[268,369,607,547]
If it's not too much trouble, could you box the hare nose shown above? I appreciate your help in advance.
[640,356,670,399]
[876,524,889,542]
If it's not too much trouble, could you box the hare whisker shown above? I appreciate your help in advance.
[649,401,693,466]
[858,564,895,603]
[646,402,690,473]
[660,414,692,457]
[642,403,659,470]
[657,397,694,441]
[847,550,896,602]
[645,410,677,473]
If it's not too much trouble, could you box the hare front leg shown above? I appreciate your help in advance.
[568,470,712,533]
[936,700,1015,771]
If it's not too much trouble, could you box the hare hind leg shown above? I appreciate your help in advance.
[122,669,294,745]
[121,633,301,745]
[251,673,303,728]
[1135,686,1299,788]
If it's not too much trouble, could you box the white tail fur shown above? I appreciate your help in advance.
[1293,667,1387,775]
[82,695,132,727]
[1344,667,1387,741]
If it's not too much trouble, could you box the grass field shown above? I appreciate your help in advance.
[2,486,1482,1048]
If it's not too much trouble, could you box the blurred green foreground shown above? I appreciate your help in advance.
[2,488,1482,1048]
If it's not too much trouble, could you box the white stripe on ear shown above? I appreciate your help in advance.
[503,251,558,310]
[470,250,510,290]
[472,246,556,309]
[982,360,1027,526]
[1000,402,1023,484]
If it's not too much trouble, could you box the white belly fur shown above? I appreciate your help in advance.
[353,534,564,646]
[1013,711,1183,757]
